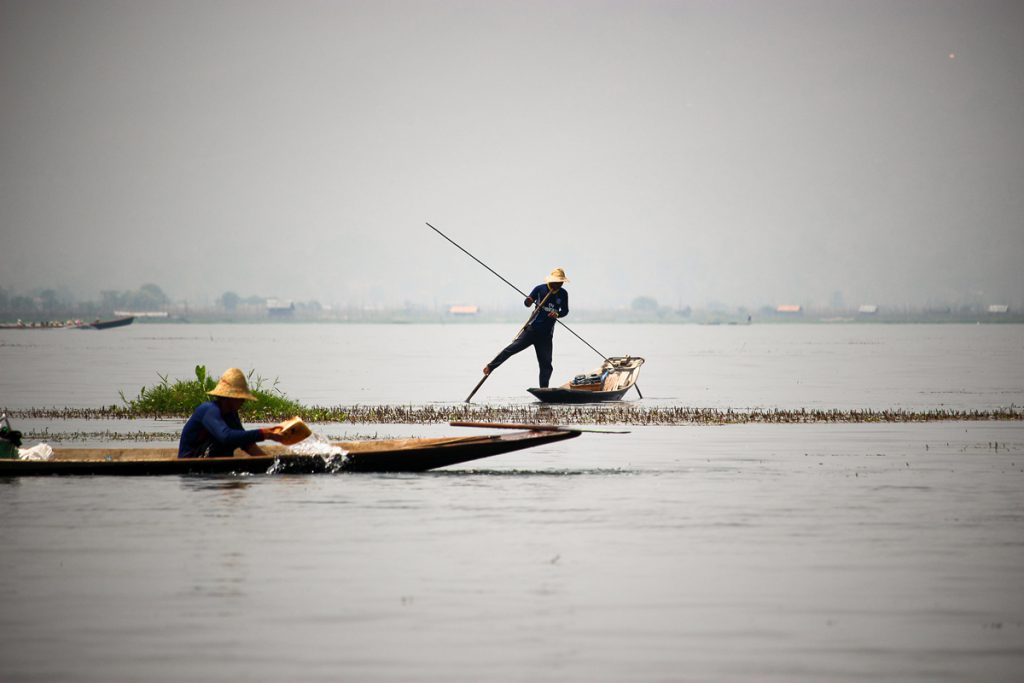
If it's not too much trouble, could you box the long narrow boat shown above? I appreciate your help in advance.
[0,316,136,330]
[76,316,135,330]
[529,356,645,404]
[0,428,580,476]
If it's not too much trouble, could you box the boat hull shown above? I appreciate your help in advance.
[0,317,134,330]
[83,316,134,330]
[530,355,644,404]
[0,429,580,476]
[528,387,631,403]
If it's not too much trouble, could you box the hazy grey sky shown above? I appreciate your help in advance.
[1,0,1021,309]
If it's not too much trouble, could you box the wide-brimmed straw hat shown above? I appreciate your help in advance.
[207,368,257,401]
[545,267,570,284]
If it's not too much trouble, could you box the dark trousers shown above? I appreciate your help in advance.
[487,327,554,387]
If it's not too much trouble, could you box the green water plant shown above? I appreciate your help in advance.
[33,399,1024,426]
[120,365,308,419]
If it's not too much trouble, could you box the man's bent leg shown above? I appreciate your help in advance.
[534,333,554,387]
[486,329,535,372]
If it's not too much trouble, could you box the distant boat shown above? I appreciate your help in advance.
[0,320,73,330]
[76,316,135,330]
[0,316,135,330]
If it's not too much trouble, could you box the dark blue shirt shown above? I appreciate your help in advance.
[526,284,569,333]
[178,401,263,458]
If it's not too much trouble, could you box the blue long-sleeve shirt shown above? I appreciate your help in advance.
[526,284,568,333]
[178,401,263,458]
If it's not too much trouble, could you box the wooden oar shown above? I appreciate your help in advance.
[451,421,631,434]
[465,288,555,403]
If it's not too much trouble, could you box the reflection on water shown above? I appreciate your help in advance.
[181,478,256,492]
[428,467,636,477]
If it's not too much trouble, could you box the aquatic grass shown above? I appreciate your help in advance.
[11,403,1024,425]
[118,365,312,420]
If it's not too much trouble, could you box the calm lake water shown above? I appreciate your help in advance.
[1,323,1023,682]
[1,322,1022,409]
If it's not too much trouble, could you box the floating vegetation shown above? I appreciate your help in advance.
[23,429,178,443]
[10,404,1024,426]
[118,365,312,420]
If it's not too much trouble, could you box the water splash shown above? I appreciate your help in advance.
[287,431,347,457]
[278,431,349,473]
[265,432,349,474]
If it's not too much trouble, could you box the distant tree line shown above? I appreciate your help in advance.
[99,284,170,312]
[216,291,268,311]
[0,283,171,318]
[1,284,1016,324]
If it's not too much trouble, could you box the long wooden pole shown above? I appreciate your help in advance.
[450,421,631,434]
[426,221,529,298]
[428,222,642,399]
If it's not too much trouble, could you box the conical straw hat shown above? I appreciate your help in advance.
[207,368,257,401]
[545,267,570,284]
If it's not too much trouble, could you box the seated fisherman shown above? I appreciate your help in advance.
[178,367,284,458]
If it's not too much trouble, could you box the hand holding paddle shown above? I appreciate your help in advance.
[260,417,312,445]
[261,426,285,442]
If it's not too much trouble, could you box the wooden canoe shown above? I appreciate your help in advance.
[0,428,580,476]
[529,356,644,404]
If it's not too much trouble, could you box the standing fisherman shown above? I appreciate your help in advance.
[482,268,570,388]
